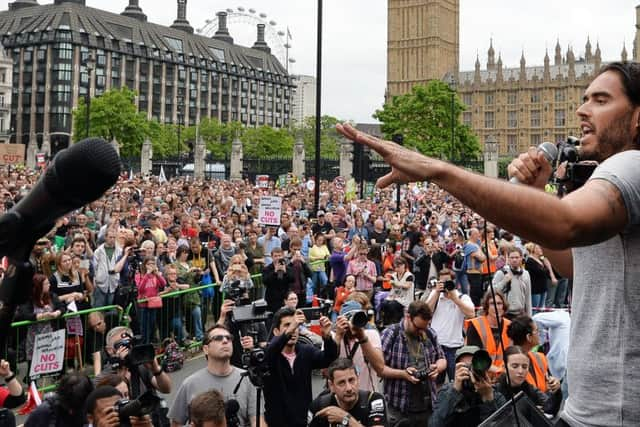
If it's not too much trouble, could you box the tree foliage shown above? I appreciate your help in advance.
[72,87,150,157]
[241,126,294,158]
[373,80,481,160]
[300,115,342,158]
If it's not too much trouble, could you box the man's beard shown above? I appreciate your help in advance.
[582,109,635,162]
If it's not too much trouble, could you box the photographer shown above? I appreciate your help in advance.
[492,247,532,318]
[25,372,94,427]
[84,386,153,427]
[263,307,338,427]
[430,346,506,427]
[262,248,294,313]
[96,326,171,424]
[333,302,385,393]
[308,358,387,427]
[379,300,446,427]
[217,298,269,369]
[423,268,474,384]
[168,324,263,427]
[287,238,312,306]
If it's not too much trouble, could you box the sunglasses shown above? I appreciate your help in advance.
[206,334,233,343]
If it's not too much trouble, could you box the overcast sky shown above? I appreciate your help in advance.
[2,0,638,122]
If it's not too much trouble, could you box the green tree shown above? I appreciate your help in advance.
[241,125,294,158]
[300,115,342,158]
[72,87,150,157]
[146,120,183,158]
[373,80,481,160]
[181,119,245,159]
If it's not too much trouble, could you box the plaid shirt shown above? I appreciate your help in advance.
[381,320,445,412]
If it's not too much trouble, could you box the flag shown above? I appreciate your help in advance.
[159,165,167,184]
[128,167,134,181]
[18,381,42,415]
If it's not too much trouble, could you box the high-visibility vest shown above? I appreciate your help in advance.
[526,351,549,392]
[481,241,498,274]
[466,316,512,371]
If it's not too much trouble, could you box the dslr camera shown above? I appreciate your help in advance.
[115,391,162,427]
[462,349,492,393]
[411,366,434,382]
[113,333,155,367]
[554,136,597,194]
[343,309,369,329]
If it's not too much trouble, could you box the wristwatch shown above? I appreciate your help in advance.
[341,414,350,426]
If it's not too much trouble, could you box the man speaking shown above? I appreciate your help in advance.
[337,62,640,427]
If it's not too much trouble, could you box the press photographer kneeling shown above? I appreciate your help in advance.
[96,326,172,426]
[430,346,506,427]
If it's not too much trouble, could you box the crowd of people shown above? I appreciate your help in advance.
[0,155,573,427]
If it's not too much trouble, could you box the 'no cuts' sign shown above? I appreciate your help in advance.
[258,196,282,226]
[29,329,65,379]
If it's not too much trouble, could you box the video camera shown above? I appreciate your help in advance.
[300,298,333,323]
[226,280,250,306]
[115,390,162,427]
[113,332,155,367]
[554,136,597,194]
[241,347,270,388]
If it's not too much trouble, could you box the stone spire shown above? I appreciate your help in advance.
[585,36,593,63]
[474,54,481,83]
[487,38,496,71]
[544,49,551,81]
[594,41,602,70]
[555,38,562,65]
[171,0,194,34]
[622,42,628,62]
[496,53,503,82]
[519,51,526,81]
[567,46,576,81]
[121,0,147,22]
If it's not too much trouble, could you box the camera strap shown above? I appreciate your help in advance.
[343,337,360,361]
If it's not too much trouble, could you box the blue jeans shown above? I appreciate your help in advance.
[455,271,470,296]
[532,293,546,310]
[93,287,114,308]
[139,307,157,344]
[438,345,461,385]
[190,305,204,341]
[311,271,328,294]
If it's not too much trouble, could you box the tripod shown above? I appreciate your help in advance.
[232,370,266,427]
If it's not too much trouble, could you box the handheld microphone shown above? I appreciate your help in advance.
[509,142,558,184]
[0,137,121,260]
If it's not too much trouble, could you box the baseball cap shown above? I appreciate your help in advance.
[317,210,325,216]
[340,300,363,316]
[455,345,482,362]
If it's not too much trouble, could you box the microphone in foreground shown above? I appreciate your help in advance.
[0,137,121,260]
[225,399,240,427]
[509,141,558,184]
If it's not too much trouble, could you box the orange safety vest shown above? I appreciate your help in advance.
[526,351,549,392]
[481,241,498,274]
[466,316,512,371]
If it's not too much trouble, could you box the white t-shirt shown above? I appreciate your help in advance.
[429,290,471,348]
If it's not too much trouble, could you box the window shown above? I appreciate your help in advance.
[463,112,472,126]
[554,109,566,127]
[507,110,517,128]
[507,135,518,155]
[554,89,566,102]
[484,112,495,129]
[210,47,225,62]
[530,110,541,127]
[163,36,184,53]
[507,92,517,104]
[531,134,541,146]
[463,93,472,105]
[485,93,494,105]
[530,90,541,103]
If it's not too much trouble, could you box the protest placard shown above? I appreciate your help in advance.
[258,196,282,226]
[29,329,65,378]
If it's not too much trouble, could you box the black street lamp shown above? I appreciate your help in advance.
[83,52,96,139]
[447,75,457,161]
[313,0,323,216]
[177,95,184,175]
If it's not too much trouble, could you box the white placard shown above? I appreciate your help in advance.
[258,196,282,226]
[29,329,65,378]
[256,175,270,188]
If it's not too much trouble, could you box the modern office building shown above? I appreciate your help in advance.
[0,47,11,144]
[387,0,638,156]
[291,74,316,126]
[0,0,294,156]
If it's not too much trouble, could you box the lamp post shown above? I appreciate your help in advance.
[313,0,323,216]
[447,75,457,161]
[177,95,184,176]
[83,52,96,139]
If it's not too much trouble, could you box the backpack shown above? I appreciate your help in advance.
[161,339,184,372]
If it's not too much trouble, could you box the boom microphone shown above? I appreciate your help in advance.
[0,137,121,260]
[509,142,558,184]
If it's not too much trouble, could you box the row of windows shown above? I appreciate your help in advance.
[503,133,570,155]
[465,88,569,106]
[476,109,568,128]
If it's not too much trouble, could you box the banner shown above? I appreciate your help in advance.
[256,175,270,188]
[345,178,357,202]
[258,196,282,226]
[29,329,65,379]
[0,143,25,165]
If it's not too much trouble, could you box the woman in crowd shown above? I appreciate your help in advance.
[175,245,204,341]
[524,242,557,309]
[221,255,254,295]
[465,289,512,375]
[333,274,356,320]
[245,229,265,275]
[348,216,369,242]
[386,257,415,308]
[96,373,131,399]
[15,274,65,382]
[159,265,190,345]
[496,346,563,417]
[135,256,166,344]
[49,252,91,311]
[506,315,561,394]
[309,233,330,296]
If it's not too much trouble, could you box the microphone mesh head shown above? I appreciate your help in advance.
[44,138,121,203]
[539,142,559,163]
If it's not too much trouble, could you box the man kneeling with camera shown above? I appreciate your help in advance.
[308,358,387,427]
[430,346,507,427]
[85,385,154,427]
